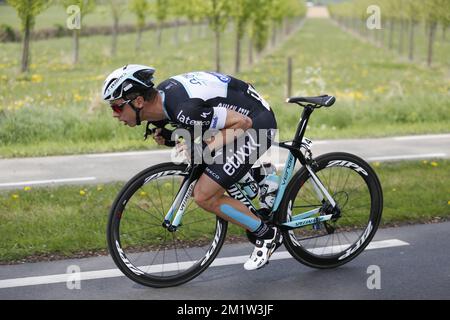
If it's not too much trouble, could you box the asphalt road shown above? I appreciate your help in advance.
[0,133,449,190]
[0,221,449,300]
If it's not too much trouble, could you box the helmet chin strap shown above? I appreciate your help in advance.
[128,100,142,126]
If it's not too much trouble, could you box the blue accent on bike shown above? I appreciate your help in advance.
[220,204,261,232]
[282,214,332,229]
[272,152,296,212]
[291,208,321,221]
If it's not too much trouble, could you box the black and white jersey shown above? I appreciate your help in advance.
[156,71,272,130]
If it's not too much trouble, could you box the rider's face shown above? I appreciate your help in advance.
[111,99,138,127]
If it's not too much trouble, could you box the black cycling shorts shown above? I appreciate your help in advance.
[203,110,277,189]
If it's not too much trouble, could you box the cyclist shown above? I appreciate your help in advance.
[102,64,281,270]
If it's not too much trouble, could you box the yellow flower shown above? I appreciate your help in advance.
[79,190,86,196]
[24,186,31,191]
[139,191,147,197]
[422,160,428,164]
[73,93,83,102]
[448,200,450,205]
[31,74,43,83]
[97,186,103,191]
[430,161,438,167]
[373,162,380,168]
[12,194,19,199]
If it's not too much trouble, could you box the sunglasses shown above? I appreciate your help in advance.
[110,100,130,114]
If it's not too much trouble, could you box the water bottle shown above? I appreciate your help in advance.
[259,173,280,210]
[238,171,259,199]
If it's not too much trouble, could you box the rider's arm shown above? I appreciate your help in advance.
[205,109,253,151]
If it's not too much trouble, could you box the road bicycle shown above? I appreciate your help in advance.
[107,95,383,288]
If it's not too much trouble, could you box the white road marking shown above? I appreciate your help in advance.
[367,153,446,162]
[392,134,450,141]
[0,239,409,289]
[86,150,171,158]
[0,177,97,188]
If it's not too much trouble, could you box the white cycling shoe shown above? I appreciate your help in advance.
[244,227,283,271]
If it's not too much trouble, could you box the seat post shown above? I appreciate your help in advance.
[292,105,314,148]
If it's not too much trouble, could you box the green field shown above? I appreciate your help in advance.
[0,159,448,263]
[0,18,449,158]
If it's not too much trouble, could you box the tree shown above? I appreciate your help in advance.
[61,0,95,64]
[229,0,252,73]
[129,0,149,51]
[423,0,450,66]
[205,0,229,72]
[7,0,51,73]
[405,0,421,61]
[155,0,169,47]
[109,0,126,57]
[183,0,206,42]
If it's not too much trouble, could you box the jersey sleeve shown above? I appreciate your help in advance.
[172,98,227,131]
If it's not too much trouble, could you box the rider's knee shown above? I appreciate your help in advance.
[193,185,214,211]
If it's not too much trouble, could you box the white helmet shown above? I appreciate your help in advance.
[102,64,155,101]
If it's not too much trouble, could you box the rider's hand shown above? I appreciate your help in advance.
[153,128,166,146]
[175,140,190,161]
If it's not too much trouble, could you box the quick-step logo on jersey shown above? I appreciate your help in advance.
[176,110,211,126]
[223,134,260,176]
[201,111,212,119]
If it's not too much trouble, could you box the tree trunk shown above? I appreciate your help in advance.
[235,28,241,74]
[174,19,179,46]
[111,16,119,57]
[157,24,163,47]
[215,30,221,72]
[248,38,253,65]
[408,20,415,61]
[21,15,31,73]
[136,27,142,51]
[399,19,405,55]
[427,22,437,67]
[271,23,277,48]
[389,19,395,50]
[73,29,79,64]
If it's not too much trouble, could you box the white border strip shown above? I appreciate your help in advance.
[0,177,97,188]
[367,153,446,161]
[0,239,409,289]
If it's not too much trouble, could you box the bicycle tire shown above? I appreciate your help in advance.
[107,162,228,288]
[278,152,383,269]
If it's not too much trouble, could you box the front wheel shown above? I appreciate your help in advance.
[107,163,228,288]
[278,152,383,269]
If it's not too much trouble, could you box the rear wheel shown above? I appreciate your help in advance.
[278,152,383,268]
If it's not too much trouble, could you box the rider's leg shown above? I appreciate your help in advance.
[193,174,269,236]
[194,174,281,271]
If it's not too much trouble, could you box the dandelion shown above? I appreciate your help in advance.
[74,93,83,102]
[139,191,147,197]
[422,160,428,165]
[430,161,438,167]
[79,190,86,196]
[24,186,31,191]
[448,200,450,205]
[31,74,43,83]
[12,194,19,199]
[97,185,103,192]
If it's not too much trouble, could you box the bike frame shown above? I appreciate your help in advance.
[162,105,337,231]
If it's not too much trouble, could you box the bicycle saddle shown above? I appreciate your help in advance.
[287,95,336,107]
